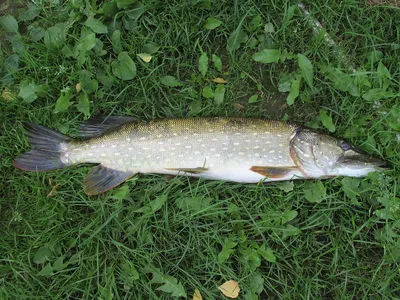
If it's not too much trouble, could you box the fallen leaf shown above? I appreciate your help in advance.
[213,77,227,84]
[218,280,240,298]
[48,184,59,197]
[137,53,152,62]
[48,179,59,197]
[193,288,203,300]
[75,83,81,93]
[233,103,245,110]
[2,88,16,101]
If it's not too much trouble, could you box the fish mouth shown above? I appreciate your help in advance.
[339,154,389,169]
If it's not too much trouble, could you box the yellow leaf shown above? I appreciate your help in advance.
[137,53,152,63]
[233,103,245,110]
[47,184,59,197]
[193,288,203,300]
[213,77,227,84]
[218,280,240,298]
[76,83,82,93]
[2,88,16,101]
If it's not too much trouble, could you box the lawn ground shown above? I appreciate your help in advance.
[0,0,399,299]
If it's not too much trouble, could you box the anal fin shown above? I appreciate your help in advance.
[84,165,136,195]
[249,166,298,178]
[164,167,209,174]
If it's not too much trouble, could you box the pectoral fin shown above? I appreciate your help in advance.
[164,167,209,174]
[84,165,136,195]
[249,166,298,178]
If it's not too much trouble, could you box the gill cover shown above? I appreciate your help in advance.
[289,128,344,178]
[290,128,320,178]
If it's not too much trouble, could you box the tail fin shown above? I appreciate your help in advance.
[13,123,71,171]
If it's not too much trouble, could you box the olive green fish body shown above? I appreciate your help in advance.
[14,117,388,195]
[61,118,300,182]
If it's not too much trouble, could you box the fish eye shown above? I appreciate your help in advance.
[339,141,352,151]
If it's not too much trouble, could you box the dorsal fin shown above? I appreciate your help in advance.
[80,116,137,137]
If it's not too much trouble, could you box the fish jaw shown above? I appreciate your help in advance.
[333,151,388,177]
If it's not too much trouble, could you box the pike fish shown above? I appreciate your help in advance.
[13,116,388,195]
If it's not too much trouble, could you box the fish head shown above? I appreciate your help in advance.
[290,128,388,178]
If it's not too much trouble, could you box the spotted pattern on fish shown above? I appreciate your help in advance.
[61,118,299,175]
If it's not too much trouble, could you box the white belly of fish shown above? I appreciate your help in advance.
[140,165,305,183]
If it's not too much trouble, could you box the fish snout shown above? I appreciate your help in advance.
[339,152,389,170]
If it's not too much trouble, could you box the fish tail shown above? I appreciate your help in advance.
[13,123,71,171]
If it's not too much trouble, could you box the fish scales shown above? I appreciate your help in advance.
[61,118,298,181]
[13,117,387,195]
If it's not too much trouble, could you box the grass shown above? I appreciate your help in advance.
[1,0,400,299]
